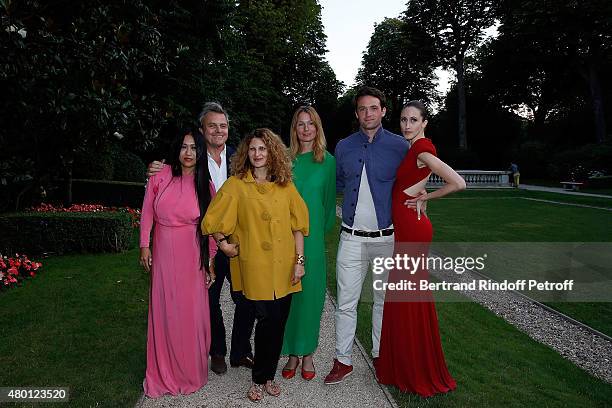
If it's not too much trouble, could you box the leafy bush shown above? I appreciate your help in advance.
[111,146,146,183]
[516,140,548,178]
[587,175,612,189]
[548,143,612,180]
[73,145,115,180]
[0,212,133,256]
[0,253,43,290]
[72,143,146,183]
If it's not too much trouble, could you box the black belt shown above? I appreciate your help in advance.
[341,226,394,238]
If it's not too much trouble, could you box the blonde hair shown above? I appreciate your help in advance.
[230,128,293,186]
[289,106,327,163]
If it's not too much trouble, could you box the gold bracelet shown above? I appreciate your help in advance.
[296,254,305,266]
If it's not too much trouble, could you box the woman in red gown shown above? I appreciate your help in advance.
[376,101,466,397]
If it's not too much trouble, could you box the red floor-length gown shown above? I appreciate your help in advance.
[140,166,214,398]
[376,137,456,397]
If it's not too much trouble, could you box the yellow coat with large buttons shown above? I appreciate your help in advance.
[202,170,309,300]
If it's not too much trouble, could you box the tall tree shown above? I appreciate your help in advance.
[356,18,437,129]
[1,0,174,204]
[0,0,343,208]
[403,0,497,149]
[235,0,342,132]
[478,0,611,143]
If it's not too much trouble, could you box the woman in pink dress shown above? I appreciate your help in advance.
[377,101,465,397]
[139,129,216,398]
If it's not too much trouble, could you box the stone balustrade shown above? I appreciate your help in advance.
[427,170,512,188]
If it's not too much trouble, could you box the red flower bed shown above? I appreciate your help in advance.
[27,203,141,228]
[0,253,43,290]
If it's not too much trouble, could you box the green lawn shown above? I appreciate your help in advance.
[0,247,148,407]
[324,217,612,407]
[428,189,612,242]
[426,188,612,335]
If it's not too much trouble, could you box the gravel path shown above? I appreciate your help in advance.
[136,284,394,408]
[519,184,612,199]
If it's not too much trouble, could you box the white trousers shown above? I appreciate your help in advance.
[335,231,393,365]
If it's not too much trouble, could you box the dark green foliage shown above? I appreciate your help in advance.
[73,146,115,181]
[110,146,146,183]
[403,0,499,150]
[0,212,133,255]
[72,142,145,182]
[515,140,549,178]
[0,0,342,208]
[478,0,612,145]
[548,143,612,181]
[69,180,145,208]
[356,18,437,131]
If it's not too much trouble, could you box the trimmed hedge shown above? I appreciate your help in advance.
[0,212,133,256]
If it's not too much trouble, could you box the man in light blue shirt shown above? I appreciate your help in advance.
[325,87,409,384]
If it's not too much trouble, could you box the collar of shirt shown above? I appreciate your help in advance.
[207,145,227,191]
[244,169,256,183]
[207,145,226,165]
[357,126,384,143]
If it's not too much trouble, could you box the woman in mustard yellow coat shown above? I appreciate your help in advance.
[202,128,309,402]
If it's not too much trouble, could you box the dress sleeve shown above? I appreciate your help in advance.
[324,153,337,233]
[207,180,218,259]
[201,177,239,237]
[417,138,437,157]
[139,167,168,248]
[288,182,309,236]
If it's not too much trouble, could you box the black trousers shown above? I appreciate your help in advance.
[251,294,292,384]
[208,251,256,363]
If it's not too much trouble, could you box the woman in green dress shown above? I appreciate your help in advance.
[281,106,336,380]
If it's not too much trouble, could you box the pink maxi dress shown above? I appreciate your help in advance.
[140,165,216,398]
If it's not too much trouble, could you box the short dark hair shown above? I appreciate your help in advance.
[198,102,229,126]
[353,86,387,110]
[402,100,429,121]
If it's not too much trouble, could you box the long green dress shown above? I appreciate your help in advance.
[282,150,336,355]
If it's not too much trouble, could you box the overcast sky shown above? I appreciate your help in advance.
[319,0,453,94]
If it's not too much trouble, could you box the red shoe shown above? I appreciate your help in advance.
[281,357,299,379]
[324,359,353,385]
[301,361,315,381]
[282,366,296,379]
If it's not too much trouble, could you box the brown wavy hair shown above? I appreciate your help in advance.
[289,106,327,163]
[230,128,293,186]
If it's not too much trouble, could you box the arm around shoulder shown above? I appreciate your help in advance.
[139,166,171,247]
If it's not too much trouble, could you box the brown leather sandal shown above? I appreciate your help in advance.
[264,380,281,397]
[247,383,264,403]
